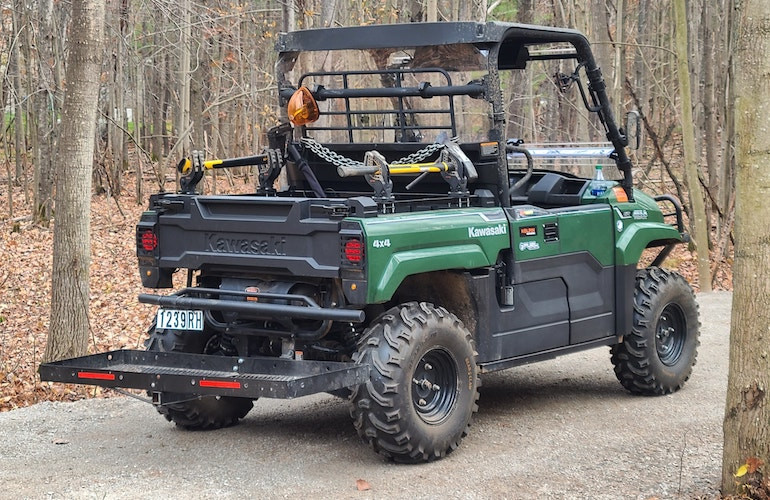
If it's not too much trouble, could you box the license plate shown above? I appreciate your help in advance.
[156,309,204,331]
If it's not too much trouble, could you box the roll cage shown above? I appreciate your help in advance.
[275,22,635,204]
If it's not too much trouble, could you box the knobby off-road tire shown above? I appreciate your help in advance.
[145,327,253,430]
[611,267,700,395]
[350,302,480,463]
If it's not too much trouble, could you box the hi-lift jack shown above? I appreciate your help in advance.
[177,123,324,197]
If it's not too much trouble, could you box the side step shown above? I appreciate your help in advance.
[39,350,370,399]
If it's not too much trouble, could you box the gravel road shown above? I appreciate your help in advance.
[0,292,731,499]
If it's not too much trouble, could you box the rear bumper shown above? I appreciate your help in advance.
[139,288,365,323]
[39,350,370,399]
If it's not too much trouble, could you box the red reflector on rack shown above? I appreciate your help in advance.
[199,380,241,389]
[77,371,115,381]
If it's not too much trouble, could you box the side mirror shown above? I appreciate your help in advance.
[625,110,641,150]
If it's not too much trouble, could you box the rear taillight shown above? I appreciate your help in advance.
[344,239,363,264]
[340,221,365,269]
[141,231,158,252]
[136,214,160,256]
[340,221,367,304]
[136,210,173,288]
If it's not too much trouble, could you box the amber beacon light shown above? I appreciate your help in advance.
[287,86,320,126]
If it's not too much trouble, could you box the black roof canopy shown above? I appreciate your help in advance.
[276,21,592,62]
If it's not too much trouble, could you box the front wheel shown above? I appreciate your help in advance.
[611,267,700,395]
[350,302,480,463]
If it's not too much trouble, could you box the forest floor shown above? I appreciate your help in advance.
[0,171,733,412]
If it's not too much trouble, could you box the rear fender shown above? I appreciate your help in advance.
[371,245,493,303]
[356,208,511,303]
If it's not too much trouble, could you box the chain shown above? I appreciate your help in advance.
[300,137,366,169]
[393,141,448,164]
[300,137,451,167]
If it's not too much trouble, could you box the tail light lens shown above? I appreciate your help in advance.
[141,231,158,252]
[136,211,173,288]
[344,239,363,264]
[340,221,367,304]
[340,221,365,269]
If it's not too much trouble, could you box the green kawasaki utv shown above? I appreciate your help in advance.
[41,21,699,463]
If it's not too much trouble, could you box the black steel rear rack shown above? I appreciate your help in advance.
[39,350,370,400]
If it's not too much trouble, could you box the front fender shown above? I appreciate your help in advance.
[615,221,683,266]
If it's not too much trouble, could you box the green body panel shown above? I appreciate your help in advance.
[349,188,682,304]
[354,208,511,303]
[609,189,684,266]
[510,206,615,266]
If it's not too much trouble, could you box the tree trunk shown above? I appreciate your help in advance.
[702,0,719,223]
[720,0,737,225]
[673,0,712,292]
[612,0,625,120]
[134,50,145,203]
[721,0,770,494]
[176,0,192,161]
[505,0,533,141]
[33,0,57,224]
[11,0,27,186]
[44,0,105,362]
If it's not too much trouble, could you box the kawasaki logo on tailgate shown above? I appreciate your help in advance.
[205,233,287,255]
[468,224,508,238]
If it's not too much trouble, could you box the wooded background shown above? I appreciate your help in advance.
[2,0,735,286]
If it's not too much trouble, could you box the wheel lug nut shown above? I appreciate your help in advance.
[418,398,427,406]
[424,363,433,370]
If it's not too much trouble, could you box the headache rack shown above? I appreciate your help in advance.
[280,68,483,143]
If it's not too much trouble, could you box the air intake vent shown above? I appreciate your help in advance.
[543,222,559,242]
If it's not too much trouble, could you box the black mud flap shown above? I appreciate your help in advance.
[39,350,370,399]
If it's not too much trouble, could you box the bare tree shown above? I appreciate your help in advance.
[721,0,770,494]
[673,0,711,291]
[44,0,106,362]
[32,0,57,224]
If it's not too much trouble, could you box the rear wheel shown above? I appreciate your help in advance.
[145,327,253,430]
[611,267,700,395]
[350,302,479,462]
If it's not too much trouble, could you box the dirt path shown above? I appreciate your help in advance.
[0,292,731,499]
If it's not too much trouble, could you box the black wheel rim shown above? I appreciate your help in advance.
[411,347,458,425]
[656,303,687,366]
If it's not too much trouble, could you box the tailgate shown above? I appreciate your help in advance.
[152,195,354,277]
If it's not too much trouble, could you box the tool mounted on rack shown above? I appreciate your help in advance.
[334,136,478,202]
[177,123,324,197]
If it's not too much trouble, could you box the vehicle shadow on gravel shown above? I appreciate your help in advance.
[229,395,369,452]
[476,361,629,418]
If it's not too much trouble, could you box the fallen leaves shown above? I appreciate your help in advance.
[0,175,153,412]
[355,479,371,491]
[736,457,764,477]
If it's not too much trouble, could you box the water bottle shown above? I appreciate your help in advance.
[590,165,607,196]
